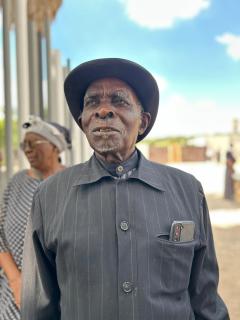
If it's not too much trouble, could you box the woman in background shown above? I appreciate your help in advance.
[224,144,236,200]
[0,116,71,320]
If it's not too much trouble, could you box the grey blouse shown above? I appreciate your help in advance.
[0,170,39,320]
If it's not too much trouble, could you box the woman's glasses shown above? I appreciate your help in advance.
[20,140,50,151]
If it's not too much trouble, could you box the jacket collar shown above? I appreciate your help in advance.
[72,155,112,186]
[72,150,166,192]
[129,152,166,191]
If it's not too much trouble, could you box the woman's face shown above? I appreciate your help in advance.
[21,132,59,171]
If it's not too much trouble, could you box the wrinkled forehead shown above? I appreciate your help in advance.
[84,77,139,99]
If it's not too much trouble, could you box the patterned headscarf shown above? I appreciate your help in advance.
[22,115,71,152]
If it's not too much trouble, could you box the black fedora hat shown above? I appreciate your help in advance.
[64,58,159,141]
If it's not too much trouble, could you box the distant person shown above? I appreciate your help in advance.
[22,58,229,319]
[216,150,221,163]
[0,116,71,320]
[224,144,236,200]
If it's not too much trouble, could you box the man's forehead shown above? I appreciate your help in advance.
[85,77,135,95]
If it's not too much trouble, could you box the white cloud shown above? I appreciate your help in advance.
[149,94,240,137]
[119,0,210,29]
[216,33,240,61]
[153,73,168,92]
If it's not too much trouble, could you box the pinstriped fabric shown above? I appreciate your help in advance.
[59,168,73,318]
[73,185,80,320]
[21,152,229,320]
[141,185,153,320]
[87,189,91,320]
[0,170,40,320]
[100,183,104,320]
[126,183,135,319]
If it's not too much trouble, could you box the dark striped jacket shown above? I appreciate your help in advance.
[21,152,229,320]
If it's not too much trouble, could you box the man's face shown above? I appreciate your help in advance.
[79,78,150,162]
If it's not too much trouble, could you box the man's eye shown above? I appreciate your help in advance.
[84,99,98,107]
[112,96,129,106]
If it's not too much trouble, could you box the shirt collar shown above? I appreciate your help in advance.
[72,149,166,192]
[129,152,166,191]
[95,150,138,177]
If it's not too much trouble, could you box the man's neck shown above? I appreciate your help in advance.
[94,149,136,164]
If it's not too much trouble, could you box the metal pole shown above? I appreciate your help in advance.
[64,59,93,163]
[15,0,30,169]
[45,15,52,121]
[63,65,72,166]
[28,20,40,116]
[37,32,44,119]
[2,0,13,179]
[49,49,64,123]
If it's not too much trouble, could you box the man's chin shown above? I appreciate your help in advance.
[93,145,119,154]
[89,139,121,153]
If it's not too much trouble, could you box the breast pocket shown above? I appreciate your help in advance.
[151,237,197,294]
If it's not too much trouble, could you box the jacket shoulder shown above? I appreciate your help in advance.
[37,161,90,194]
[147,159,202,191]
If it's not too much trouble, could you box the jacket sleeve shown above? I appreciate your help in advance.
[189,183,229,320]
[21,189,61,320]
[0,182,11,252]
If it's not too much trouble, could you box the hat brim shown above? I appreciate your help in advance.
[64,58,159,142]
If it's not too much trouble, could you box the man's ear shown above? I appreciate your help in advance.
[138,112,151,136]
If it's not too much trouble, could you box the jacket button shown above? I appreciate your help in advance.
[120,220,129,231]
[116,165,124,173]
[122,281,133,293]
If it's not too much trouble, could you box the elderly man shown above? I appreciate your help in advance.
[21,58,229,320]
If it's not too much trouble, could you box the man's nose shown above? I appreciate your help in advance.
[95,105,115,119]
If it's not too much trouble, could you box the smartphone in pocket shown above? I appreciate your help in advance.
[169,221,195,242]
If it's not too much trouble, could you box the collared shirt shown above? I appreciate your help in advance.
[95,149,138,178]
[21,151,229,320]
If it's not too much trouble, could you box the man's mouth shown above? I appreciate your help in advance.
[92,127,120,133]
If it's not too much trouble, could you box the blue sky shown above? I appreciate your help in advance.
[1,0,240,138]
[50,0,240,137]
